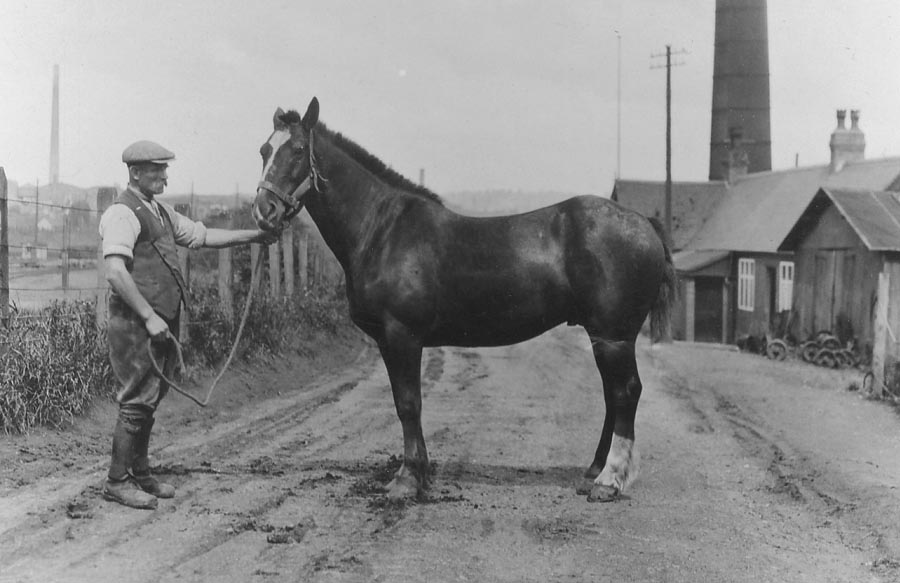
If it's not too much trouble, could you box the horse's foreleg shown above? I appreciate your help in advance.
[581,336,642,502]
[378,326,429,499]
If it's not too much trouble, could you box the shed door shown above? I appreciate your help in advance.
[812,250,837,333]
[694,277,724,343]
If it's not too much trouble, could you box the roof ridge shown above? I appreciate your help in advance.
[733,156,900,183]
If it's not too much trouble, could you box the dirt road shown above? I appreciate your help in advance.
[2,326,899,582]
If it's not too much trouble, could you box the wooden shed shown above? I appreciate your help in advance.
[780,188,900,379]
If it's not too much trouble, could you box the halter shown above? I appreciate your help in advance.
[257,130,327,221]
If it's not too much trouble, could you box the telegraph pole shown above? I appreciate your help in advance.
[616,32,622,179]
[651,45,686,343]
[651,45,687,247]
[1,168,8,327]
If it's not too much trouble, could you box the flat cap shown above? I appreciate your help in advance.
[122,140,175,165]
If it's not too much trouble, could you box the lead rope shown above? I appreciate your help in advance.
[147,251,264,407]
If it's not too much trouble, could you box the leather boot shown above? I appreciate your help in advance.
[103,476,158,510]
[103,414,157,510]
[132,416,175,499]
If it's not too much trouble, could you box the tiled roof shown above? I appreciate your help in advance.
[686,158,900,253]
[829,189,900,251]
[611,180,726,250]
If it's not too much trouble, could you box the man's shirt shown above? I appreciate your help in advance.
[99,186,207,259]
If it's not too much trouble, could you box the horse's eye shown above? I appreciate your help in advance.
[260,144,272,160]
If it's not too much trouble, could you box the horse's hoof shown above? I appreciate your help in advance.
[586,484,620,503]
[575,477,596,495]
[385,476,419,500]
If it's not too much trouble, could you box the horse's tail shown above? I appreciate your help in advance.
[647,217,679,338]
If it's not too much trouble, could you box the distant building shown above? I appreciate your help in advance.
[614,111,900,345]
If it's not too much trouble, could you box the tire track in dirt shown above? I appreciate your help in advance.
[0,343,397,582]
[1,343,462,582]
[7,330,892,582]
[649,343,900,578]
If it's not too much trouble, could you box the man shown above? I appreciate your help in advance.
[99,140,274,509]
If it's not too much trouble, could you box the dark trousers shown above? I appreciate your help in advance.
[108,295,180,410]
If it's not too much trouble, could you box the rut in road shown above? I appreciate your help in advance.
[0,342,532,582]
[650,349,894,564]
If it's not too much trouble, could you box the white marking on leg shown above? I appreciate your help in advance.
[594,434,639,492]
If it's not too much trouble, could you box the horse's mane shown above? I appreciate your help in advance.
[283,111,443,206]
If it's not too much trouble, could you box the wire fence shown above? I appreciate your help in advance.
[0,170,344,328]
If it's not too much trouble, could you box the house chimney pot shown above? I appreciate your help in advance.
[836,109,846,129]
[830,108,865,173]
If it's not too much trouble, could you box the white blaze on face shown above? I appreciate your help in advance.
[261,129,291,182]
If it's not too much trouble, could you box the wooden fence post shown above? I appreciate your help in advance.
[269,240,281,297]
[217,247,233,323]
[0,168,8,327]
[174,203,191,342]
[282,226,294,297]
[61,213,69,289]
[873,270,889,398]
[250,244,262,293]
[314,245,323,287]
[218,214,234,324]
[298,227,309,290]
[95,187,116,329]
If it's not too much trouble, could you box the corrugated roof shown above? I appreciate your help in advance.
[826,188,900,251]
[612,180,726,250]
[686,157,900,253]
[673,250,730,272]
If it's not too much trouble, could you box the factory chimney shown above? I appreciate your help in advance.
[708,0,772,181]
[49,64,60,185]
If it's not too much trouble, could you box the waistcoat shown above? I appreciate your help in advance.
[112,189,188,320]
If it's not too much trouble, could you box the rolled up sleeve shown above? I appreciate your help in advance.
[99,205,140,259]
[159,201,208,248]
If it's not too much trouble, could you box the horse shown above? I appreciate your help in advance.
[252,97,677,502]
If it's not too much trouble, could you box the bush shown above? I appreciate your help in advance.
[183,279,348,369]
[0,230,351,434]
[0,301,116,433]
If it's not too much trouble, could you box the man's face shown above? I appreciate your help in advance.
[132,163,168,197]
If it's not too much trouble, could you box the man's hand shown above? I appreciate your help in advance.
[145,313,170,343]
[255,229,280,245]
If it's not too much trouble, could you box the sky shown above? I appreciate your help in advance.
[1,0,898,198]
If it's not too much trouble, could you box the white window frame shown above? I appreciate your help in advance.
[737,258,755,312]
[777,261,794,312]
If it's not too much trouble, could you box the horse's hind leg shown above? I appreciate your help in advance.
[580,334,642,502]
[378,322,430,499]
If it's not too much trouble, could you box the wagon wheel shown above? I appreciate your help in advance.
[833,349,855,369]
[766,339,788,361]
[815,330,834,344]
[814,348,837,368]
[837,348,858,369]
[800,341,820,363]
[818,335,841,351]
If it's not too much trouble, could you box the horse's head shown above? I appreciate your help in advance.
[252,97,323,232]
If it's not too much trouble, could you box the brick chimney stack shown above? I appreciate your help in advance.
[830,109,865,173]
[722,126,750,183]
[708,0,772,180]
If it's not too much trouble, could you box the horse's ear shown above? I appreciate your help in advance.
[301,97,319,130]
[273,107,287,130]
